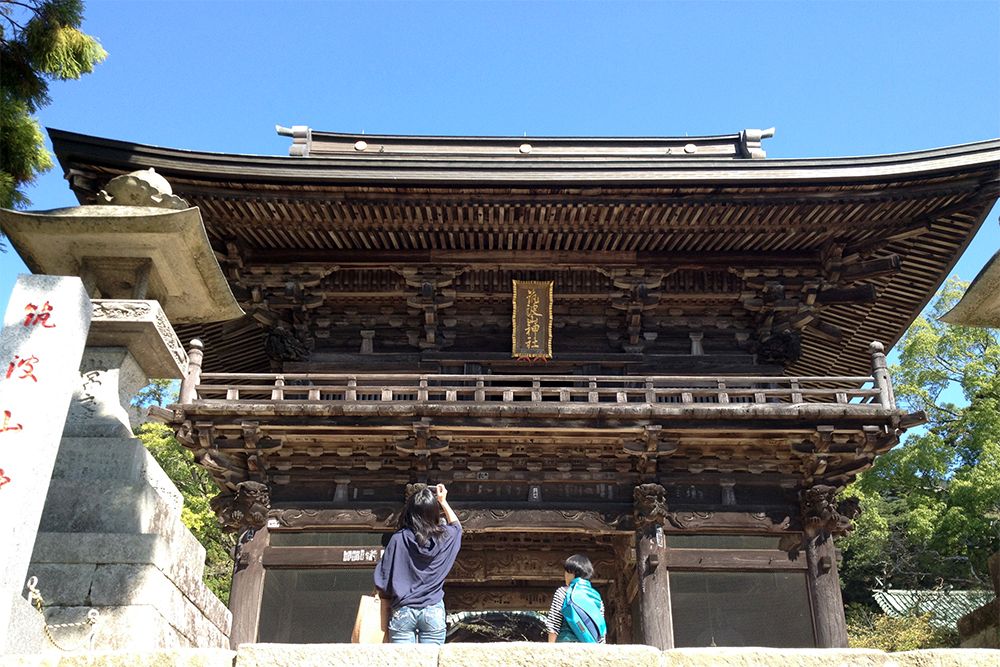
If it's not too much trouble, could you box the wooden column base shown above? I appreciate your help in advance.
[807,535,848,647]
[229,528,268,648]
[636,525,674,649]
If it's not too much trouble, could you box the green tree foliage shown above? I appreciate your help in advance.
[132,382,233,604]
[137,422,235,604]
[840,278,1000,605]
[1,0,106,209]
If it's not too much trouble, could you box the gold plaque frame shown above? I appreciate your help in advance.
[512,279,553,359]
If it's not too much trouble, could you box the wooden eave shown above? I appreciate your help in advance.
[48,130,1000,376]
[50,128,1000,185]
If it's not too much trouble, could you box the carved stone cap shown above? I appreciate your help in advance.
[88,299,187,378]
[0,205,244,323]
[96,169,189,209]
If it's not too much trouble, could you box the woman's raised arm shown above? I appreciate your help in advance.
[435,484,460,525]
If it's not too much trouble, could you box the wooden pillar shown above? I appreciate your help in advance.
[178,338,204,404]
[633,483,674,649]
[610,534,637,644]
[229,527,268,648]
[869,340,895,408]
[806,535,848,647]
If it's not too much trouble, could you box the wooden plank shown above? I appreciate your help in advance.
[262,545,384,568]
[663,548,807,571]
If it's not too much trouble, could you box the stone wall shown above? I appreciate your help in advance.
[3,645,999,667]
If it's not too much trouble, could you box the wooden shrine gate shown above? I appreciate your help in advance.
[153,339,920,648]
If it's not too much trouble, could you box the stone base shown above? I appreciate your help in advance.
[25,436,230,651]
[2,596,44,654]
[1,645,998,667]
[42,605,225,651]
[236,643,440,667]
[0,648,234,666]
[439,643,660,667]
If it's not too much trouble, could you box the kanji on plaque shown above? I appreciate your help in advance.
[5,354,39,382]
[23,301,56,328]
[512,280,554,360]
[1,410,24,433]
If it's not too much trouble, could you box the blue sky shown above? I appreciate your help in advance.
[3,0,999,325]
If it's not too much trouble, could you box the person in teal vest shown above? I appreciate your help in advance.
[544,554,607,643]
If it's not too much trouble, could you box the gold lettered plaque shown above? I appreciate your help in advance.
[512,280,553,359]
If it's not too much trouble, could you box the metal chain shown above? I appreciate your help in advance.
[25,576,101,652]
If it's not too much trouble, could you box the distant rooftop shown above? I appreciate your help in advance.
[872,589,994,629]
[941,249,1000,327]
[276,125,776,159]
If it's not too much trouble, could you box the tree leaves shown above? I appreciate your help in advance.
[840,277,1000,604]
[0,0,105,209]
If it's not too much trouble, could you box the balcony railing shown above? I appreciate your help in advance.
[176,341,898,411]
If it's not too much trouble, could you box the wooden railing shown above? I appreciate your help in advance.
[177,340,897,410]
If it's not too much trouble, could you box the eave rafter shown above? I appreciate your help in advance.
[51,130,1000,377]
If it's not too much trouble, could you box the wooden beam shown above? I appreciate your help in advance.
[243,248,821,269]
[663,548,806,571]
[841,255,901,281]
[814,285,877,305]
[262,545,384,568]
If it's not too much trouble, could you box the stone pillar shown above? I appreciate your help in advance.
[0,275,91,653]
[633,483,674,649]
[28,299,231,649]
[1,173,244,651]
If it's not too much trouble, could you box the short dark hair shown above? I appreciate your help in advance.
[564,553,594,580]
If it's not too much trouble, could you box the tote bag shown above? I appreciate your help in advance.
[350,590,386,644]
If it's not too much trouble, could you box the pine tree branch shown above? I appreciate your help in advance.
[3,0,40,14]
[0,12,27,33]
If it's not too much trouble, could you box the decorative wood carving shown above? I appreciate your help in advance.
[633,483,669,532]
[604,269,666,353]
[266,507,631,533]
[395,421,448,457]
[211,480,271,532]
[448,548,617,583]
[800,484,861,539]
[453,508,631,533]
[270,507,399,530]
[395,266,463,350]
[754,330,803,364]
[264,322,311,361]
[404,482,428,500]
[444,586,555,611]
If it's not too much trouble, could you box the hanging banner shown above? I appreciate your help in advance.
[512,280,553,359]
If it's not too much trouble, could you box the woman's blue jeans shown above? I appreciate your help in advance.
[387,600,447,644]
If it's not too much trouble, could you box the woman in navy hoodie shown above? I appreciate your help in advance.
[374,484,462,644]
